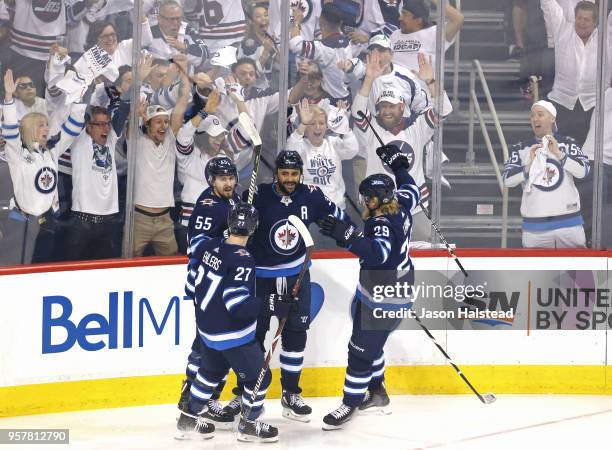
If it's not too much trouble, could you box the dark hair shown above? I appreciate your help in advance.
[575,1,598,23]
[86,21,117,49]
[85,106,110,124]
[117,65,132,81]
[320,3,343,29]
[231,57,257,73]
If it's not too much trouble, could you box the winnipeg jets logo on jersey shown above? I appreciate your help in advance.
[33,0,62,22]
[34,167,57,194]
[307,157,336,186]
[270,220,301,255]
[534,159,564,192]
[280,196,293,206]
[200,198,218,206]
[234,248,250,257]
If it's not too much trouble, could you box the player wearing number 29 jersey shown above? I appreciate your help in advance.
[185,0,246,53]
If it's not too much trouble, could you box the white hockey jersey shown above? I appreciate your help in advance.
[70,129,119,215]
[503,134,590,230]
[185,0,246,52]
[349,61,430,123]
[353,91,452,207]
[175,120,230,225]
[286,130,358,210]
[2,100,85,216]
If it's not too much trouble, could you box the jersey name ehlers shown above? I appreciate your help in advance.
[202,250,222,270]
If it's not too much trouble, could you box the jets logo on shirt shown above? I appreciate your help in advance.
[34,167,57,194]
[534,159,564,192]
[234,249,250,257]
[393,39,422,53]
[200,198,218,206]
[290,0,313,23]
[386,140,415,172]
[32,0,63,23]
[269,220,301,255]
[307,160,337,186]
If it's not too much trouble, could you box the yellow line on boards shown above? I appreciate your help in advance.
[1,365,611,417]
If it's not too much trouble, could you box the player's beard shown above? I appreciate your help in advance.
[277,179,298,195]
[214,185,235,199]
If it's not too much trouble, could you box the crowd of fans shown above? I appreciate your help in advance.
[0,0,611,265]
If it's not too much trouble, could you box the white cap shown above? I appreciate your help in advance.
[197,115,227,136]
[145,105,169,122]
[531,100,557,118]
[376,88,404,105]
[368,34,392,50]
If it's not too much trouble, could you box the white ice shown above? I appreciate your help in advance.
[1,395,611,449]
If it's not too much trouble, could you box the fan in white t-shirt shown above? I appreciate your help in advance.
[287,98,358,211]
[389,0,464,71]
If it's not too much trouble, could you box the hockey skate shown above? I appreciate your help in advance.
[222,388,243,418]
[175,410,215,440]
[177,378,191,413]
[203,399,235,430]
[358,386,391,415]
[281,390,312,422]
[322,403,357,430]
[237,416,279,443]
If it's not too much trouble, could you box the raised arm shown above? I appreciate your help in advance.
[430,0,465,42]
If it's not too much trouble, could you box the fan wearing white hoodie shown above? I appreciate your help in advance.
[287,98,358,211]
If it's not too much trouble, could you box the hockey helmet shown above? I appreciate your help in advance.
[359,173,396,207]
[205,156,238,186]
[275,150,303,172]
[227,202,259,236]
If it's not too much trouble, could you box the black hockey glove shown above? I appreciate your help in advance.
[265,293,298,318]
[317,215,357,247]
[376,144,410,172]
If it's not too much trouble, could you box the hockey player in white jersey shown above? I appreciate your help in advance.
[287,98,358,210]
[352,51,451,240]
[503,100,590,248]
[289,2,358,102]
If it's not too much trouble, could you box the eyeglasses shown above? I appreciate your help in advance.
[97,32,117,42]
[90,121,111,128]
[159,15,182,23]
[16,82,34,90]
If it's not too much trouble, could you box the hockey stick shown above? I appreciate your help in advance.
[356,110,468,277]
[412,313,496,404]
[237,112,263,204]
[242,215,315,419]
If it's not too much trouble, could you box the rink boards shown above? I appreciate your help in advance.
[1,250,612,416]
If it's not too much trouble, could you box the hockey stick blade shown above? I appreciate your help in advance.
[238,112,262,147]
[482,393,497,404]
[288,215,314,248]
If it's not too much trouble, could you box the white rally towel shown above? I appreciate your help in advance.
[326,105,350,135]
[211,46,238,69]
[526,136,550,192]
[56,46,119,104]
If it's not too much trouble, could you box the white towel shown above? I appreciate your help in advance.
[526,137,549,192]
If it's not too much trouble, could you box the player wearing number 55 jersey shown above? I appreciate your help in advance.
[177,156,239,428]
[503,101,590,248]
[240,150,348,422]
[317,144,420,430]
[176,202,298,443]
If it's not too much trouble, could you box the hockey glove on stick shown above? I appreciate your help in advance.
[376,144,410,171]
[317,215,358,247]
[265,293,298,318]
